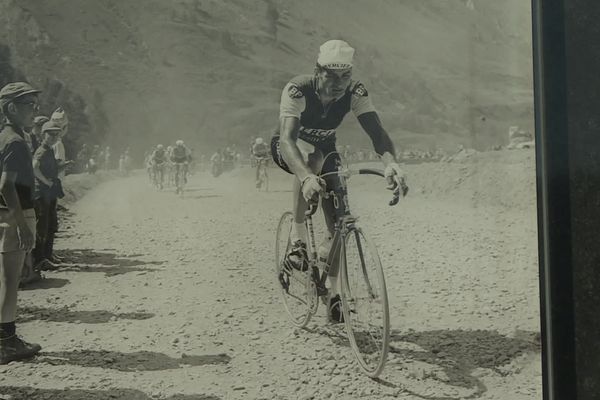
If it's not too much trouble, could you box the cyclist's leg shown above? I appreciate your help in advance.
[291,145,324,242]
[319,148,343,294]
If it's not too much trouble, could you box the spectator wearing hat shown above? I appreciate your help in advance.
[32,121,67,270]
[29,116,49,154]
[0,82,42,364]
[18,114,51,285]
[50,107,69,179]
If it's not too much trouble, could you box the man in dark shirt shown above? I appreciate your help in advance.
[0,82,41,364]
[32,121,64,270]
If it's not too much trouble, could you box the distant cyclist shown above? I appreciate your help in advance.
[171,140,191,184]
[252,137,270,186]
[151,144,167,188]
[271,39,408,322]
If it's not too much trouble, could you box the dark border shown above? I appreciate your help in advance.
[532,0,577,399]
[535,0,600,399]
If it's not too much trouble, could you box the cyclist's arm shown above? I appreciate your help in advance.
[279,117,313,181]
[357,111,398,166]
[278,82,313,181]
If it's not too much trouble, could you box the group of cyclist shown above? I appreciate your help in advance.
[146,140,192,190]
[147,39,407,325]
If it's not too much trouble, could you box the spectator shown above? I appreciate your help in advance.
[88,145,100,174]
[76,144,90,173]
[50,108,68,179]
[104,146,111,170]
[0,82,42,363]
[19,116,49,285]
[32,120,67,270]
[29,116,49,154]
[120,150,131,176]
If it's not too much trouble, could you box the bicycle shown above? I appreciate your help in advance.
[152,162,165,190]
[274,163,406,377]
[174,162,187,196]
[255,157,269,191]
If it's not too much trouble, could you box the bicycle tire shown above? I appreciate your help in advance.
[175,167,185,197]
[274,212,315,328]
[340,227,390,377]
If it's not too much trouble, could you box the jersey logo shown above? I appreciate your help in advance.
[288,85,304,99]
[352,83,368,97]
[299,127,336,142]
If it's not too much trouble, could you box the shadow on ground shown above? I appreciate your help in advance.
[391,329,539,399]
[0,387,219,400]
[53,249,163,276]
[187,195,223,200]
[178,187,215,192]
[316,326,540,399]
[27,350,231,372]
[19,278,70,291]
[17,305,154,324]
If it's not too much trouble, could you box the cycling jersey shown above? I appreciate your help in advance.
[171,146,190,162]
[252,143,269,158]
[272,74,375,174]
[276,75,375,146]
[152,149,166,163]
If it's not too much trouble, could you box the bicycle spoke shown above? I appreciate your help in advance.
[341,228,390,377]
[275,212,315,327]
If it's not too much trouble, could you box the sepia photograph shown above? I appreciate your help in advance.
[0,1,542,399]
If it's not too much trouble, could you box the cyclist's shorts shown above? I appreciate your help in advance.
[172,157,188,164]
[270,135,340,176]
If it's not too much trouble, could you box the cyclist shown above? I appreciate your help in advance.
[171,140,191,184]
[165,145,175,187]
[252,137,270,187]
[210,149,223,177]
[151,144,167,188]
[271,39,408,322]
[144,150,153,182]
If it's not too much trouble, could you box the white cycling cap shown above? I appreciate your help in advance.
[317,40,354,70]
[255,137,264,145]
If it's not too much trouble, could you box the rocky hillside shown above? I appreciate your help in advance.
[0,0,533,158]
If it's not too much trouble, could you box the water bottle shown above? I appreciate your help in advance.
[318,237,332,264]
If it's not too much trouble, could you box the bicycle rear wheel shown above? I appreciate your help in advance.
[274,212,316,328]
[340,227,390,377]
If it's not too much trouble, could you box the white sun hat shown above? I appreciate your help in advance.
[317,40,354,70]
[50,107,69,129]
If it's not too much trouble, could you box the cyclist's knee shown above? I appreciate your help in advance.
[307,150,325,173]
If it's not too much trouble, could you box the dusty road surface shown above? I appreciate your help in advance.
[1,151,542,400]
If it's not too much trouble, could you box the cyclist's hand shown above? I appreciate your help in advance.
[384,162,408,196]
[301,174,325,203]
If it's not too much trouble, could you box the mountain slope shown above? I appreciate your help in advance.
[0,0,533,157]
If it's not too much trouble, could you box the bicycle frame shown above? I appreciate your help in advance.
[304,164,396,297]
[277,161,396,377]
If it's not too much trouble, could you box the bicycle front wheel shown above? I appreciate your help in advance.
[340,227,390,377]
[274,212,316,328]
